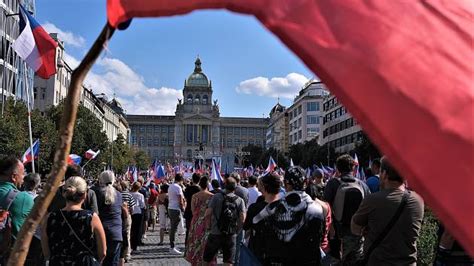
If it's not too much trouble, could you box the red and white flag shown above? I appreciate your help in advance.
[84,149,100,160]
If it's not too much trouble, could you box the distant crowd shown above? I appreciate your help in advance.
[0,154,473,265]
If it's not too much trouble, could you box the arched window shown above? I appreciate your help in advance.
[187,94,193,104]
[194,95,200,104]
[203,95,208,105]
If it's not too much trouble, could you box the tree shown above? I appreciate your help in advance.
[133,148,150,170]
[47,102,109,176]
[353,132,381,167]
[0,98,57,175]
[101,133,132,175]
[242,144,264,167]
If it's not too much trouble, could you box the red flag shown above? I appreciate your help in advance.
[107,0,474,254]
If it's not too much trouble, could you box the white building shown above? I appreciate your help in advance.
[32,32,129,142]
[320,94,362,153]
[287,80,329,146]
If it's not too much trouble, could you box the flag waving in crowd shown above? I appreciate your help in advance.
[67,154,82,165]
[21,139,39,164]
[12,4,57,79]
[84,149,100,160]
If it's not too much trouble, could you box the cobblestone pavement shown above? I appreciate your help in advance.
[128,228,189,266]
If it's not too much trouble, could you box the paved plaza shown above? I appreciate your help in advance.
[129,229,188,266]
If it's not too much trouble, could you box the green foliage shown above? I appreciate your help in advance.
[133,148,151,170]
[288,138,337,168]
[417,207,438,265]
[353,132,381,166]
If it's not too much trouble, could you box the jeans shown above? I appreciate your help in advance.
[168,209,181,249]
[103,240,122,266]
[234,230,244,265]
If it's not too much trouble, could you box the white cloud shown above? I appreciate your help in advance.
[78,57,182,115]
[235,73,309,99]
[43,22,86,48]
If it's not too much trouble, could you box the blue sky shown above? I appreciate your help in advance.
[35,0,315,117]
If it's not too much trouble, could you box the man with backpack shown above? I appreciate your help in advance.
[0,157,34,264]
[324,154,370,264]
[203,177,246,266]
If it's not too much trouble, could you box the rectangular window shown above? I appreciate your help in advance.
[249,128,254,136]
[298,105,302,115]
[298,130,302,140]
[187,125,193,142]
[242,127,247,136]
[307,115,319,124]
[235,127,240,136]
[154,138,159,146]
[307,102,318,112]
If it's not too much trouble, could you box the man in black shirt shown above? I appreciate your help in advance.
[183,173,201,245]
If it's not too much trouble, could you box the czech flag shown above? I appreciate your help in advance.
[21,139,40,164]
[155,164,166,181]
[211,158,224,186]
[84,149,100,160]
[67,154,82,165]
[265,156,277,174]
[12,5,57,79]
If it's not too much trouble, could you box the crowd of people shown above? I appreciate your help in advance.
[0,154,473,265]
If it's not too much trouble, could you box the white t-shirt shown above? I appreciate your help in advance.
[248,186,261,206]
[130,192,145,215]
[168,183,184,210]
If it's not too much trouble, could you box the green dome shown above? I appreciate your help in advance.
[186,57,210,87]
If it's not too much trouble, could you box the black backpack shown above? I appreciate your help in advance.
[218,193,239,235]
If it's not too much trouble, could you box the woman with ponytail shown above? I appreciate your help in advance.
[93,170,123,265]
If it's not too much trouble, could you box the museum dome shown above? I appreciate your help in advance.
[270,102,286,116]
[186,57,210,87]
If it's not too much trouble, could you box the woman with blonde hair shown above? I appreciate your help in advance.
[93,170,123,265]
[42,176,107,265]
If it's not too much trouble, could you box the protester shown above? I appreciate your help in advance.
[49,164,99,214]
[137,177,149,242]
[185,176,216,265]
[93,170,123,266]
[306,168,325,201]
[243,171,282,263]
[229,172,249,265]
[203,177,246,266]
[351,156,424,265]
[168,173,186,255]
[157,182,169,244]
[119,181,136,262]
[247,175,261,206]
[324,154,370,263]
[147,182,159,232]
[0,157,34,264]
[210,179,222,194]
[130,181,145,253]
[184,173,201,245]
[23,173,41,199]
[365,158,381,193]
[258,166,325,264]
[41,176,107,265]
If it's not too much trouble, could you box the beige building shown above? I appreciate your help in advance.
[33,33,71,114]
[266,102,289,154]
[128,58,268,168]
[320,94,362,153]
[33,33,129,142]
[287,80,329,146]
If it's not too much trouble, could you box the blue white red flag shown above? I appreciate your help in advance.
[265,156,277,173]
[67,154,82,165]
[21,139,40,164]
[12,5,57,79]
[211,158,224,186]
[155,164,166,181]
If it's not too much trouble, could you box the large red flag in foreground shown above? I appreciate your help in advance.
[107,0,474,254]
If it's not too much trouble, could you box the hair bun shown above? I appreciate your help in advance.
[64,186,77,195]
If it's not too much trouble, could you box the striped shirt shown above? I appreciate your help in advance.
[121,191,136,211]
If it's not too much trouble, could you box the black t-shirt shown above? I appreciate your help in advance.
[243,200,287,264]
[183,185,200,219]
